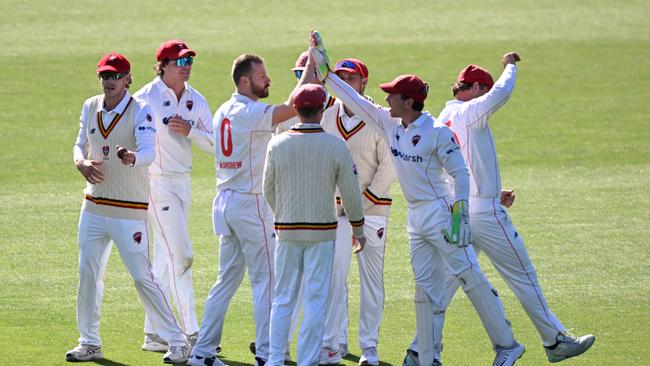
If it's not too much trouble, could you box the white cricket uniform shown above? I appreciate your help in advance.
[320,99,396,351]
[434,63,566,346]
[327,73,517,350]
[134,77,214,336]
[72,92,186,347]
[263,123,365,366]
[192,93,275,361]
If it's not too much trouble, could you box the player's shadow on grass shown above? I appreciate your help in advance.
[344,353,394,366]
[89,359,131,366]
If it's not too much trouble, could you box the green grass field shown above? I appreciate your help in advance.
[1,0,649,364]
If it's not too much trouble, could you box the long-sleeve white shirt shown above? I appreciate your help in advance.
[326,73,469,206]
[73,91,155,167]
[435,64,517,200]
[133,77,214,175]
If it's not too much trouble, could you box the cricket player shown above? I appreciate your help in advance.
[263,83,367,366]
[319,58,396,366]
[67,52,190,364]
[406,53,595,364]
[188,53,312,366]
[133,39,214,351]
[310,36,525,366]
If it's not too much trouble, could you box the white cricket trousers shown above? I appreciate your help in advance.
[439,198,566,345]
[76,210,186,347]
[269,240,334,366]
[193,192,275,360]
[322,215,387,350]
[408,200,515,349]
[145,174,198,335]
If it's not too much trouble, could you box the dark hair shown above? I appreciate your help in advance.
[155,59,170,77]
[297,106,322,120]
[400,94,424,112]
[232,54,264,86]
[452,81,488,96]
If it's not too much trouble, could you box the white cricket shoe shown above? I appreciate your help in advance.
[65,344,104,362]
[142,333,169,352]
[339,343,349,358]
[187,353,227,366]
[492,342,525,366]
[163,343,191,364]
[545,333,595,363]
[320,346,342,365]
[359,347,379,365]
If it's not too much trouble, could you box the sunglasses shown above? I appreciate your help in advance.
[293,70,304,79]
[99,72,126,81]
[335,60,366,78]
[174,57,194,67]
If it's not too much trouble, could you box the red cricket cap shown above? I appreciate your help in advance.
[292,84,327,109]
[334,58,368,78]
[379,74,428,102]
[155,39,196,61]
[97,52,130,74]
[291,51,309,71]
[457,64,494,89]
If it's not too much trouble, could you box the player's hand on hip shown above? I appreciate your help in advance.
[353,236,366,254]
[115,145,136,166]
[76,159,104,184]
[168,116,191,137]
[502,52,521,66]
[443,200,471,247]
[500,189,516,208]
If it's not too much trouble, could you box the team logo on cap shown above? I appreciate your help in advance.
[377,227,385,239]
[133,232,142,244]
[412,135,421,146]
[186,100,194,111]
[102,145,109,157]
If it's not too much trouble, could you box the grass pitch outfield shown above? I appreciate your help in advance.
[1,0,649,365]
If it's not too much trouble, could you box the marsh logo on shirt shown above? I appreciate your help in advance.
[186,100,194,111]
[377,227,385,239]
[102,145,109,157]
[133,231,142,244]
[412,135,421,146]
[391,147,423,163]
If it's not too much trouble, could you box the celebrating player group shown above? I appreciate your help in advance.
[67,31,595,366]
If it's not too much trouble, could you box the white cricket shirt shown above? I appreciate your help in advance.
[213,93,275,193]
[326,73,469,207]
[133,77,214,175]
[435,64,517,200]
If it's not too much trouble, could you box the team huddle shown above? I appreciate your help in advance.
[67,31,595,366]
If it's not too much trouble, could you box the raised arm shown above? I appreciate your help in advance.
[464,52,520,128]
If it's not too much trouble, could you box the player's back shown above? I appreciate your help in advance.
[214,93,274,194]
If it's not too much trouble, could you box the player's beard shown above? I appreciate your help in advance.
[252,82,269,99]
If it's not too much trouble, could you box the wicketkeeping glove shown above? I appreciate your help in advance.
[310,31,331,82]
[442,200,471,247]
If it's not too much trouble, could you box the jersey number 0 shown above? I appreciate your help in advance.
[220,118,233,157]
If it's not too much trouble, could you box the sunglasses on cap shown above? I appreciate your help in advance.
[99,72,126,81]
[174,57,194,67]
[335,60,366,78]
[293,70,304,79]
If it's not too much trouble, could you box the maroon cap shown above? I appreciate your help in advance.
[291,51,309,71]
[334,58,368,78]
[457,64,494,89]
[292,84,327,109]
[379,74,428,102]
[97,52,130,74]
[155,39,196,61]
